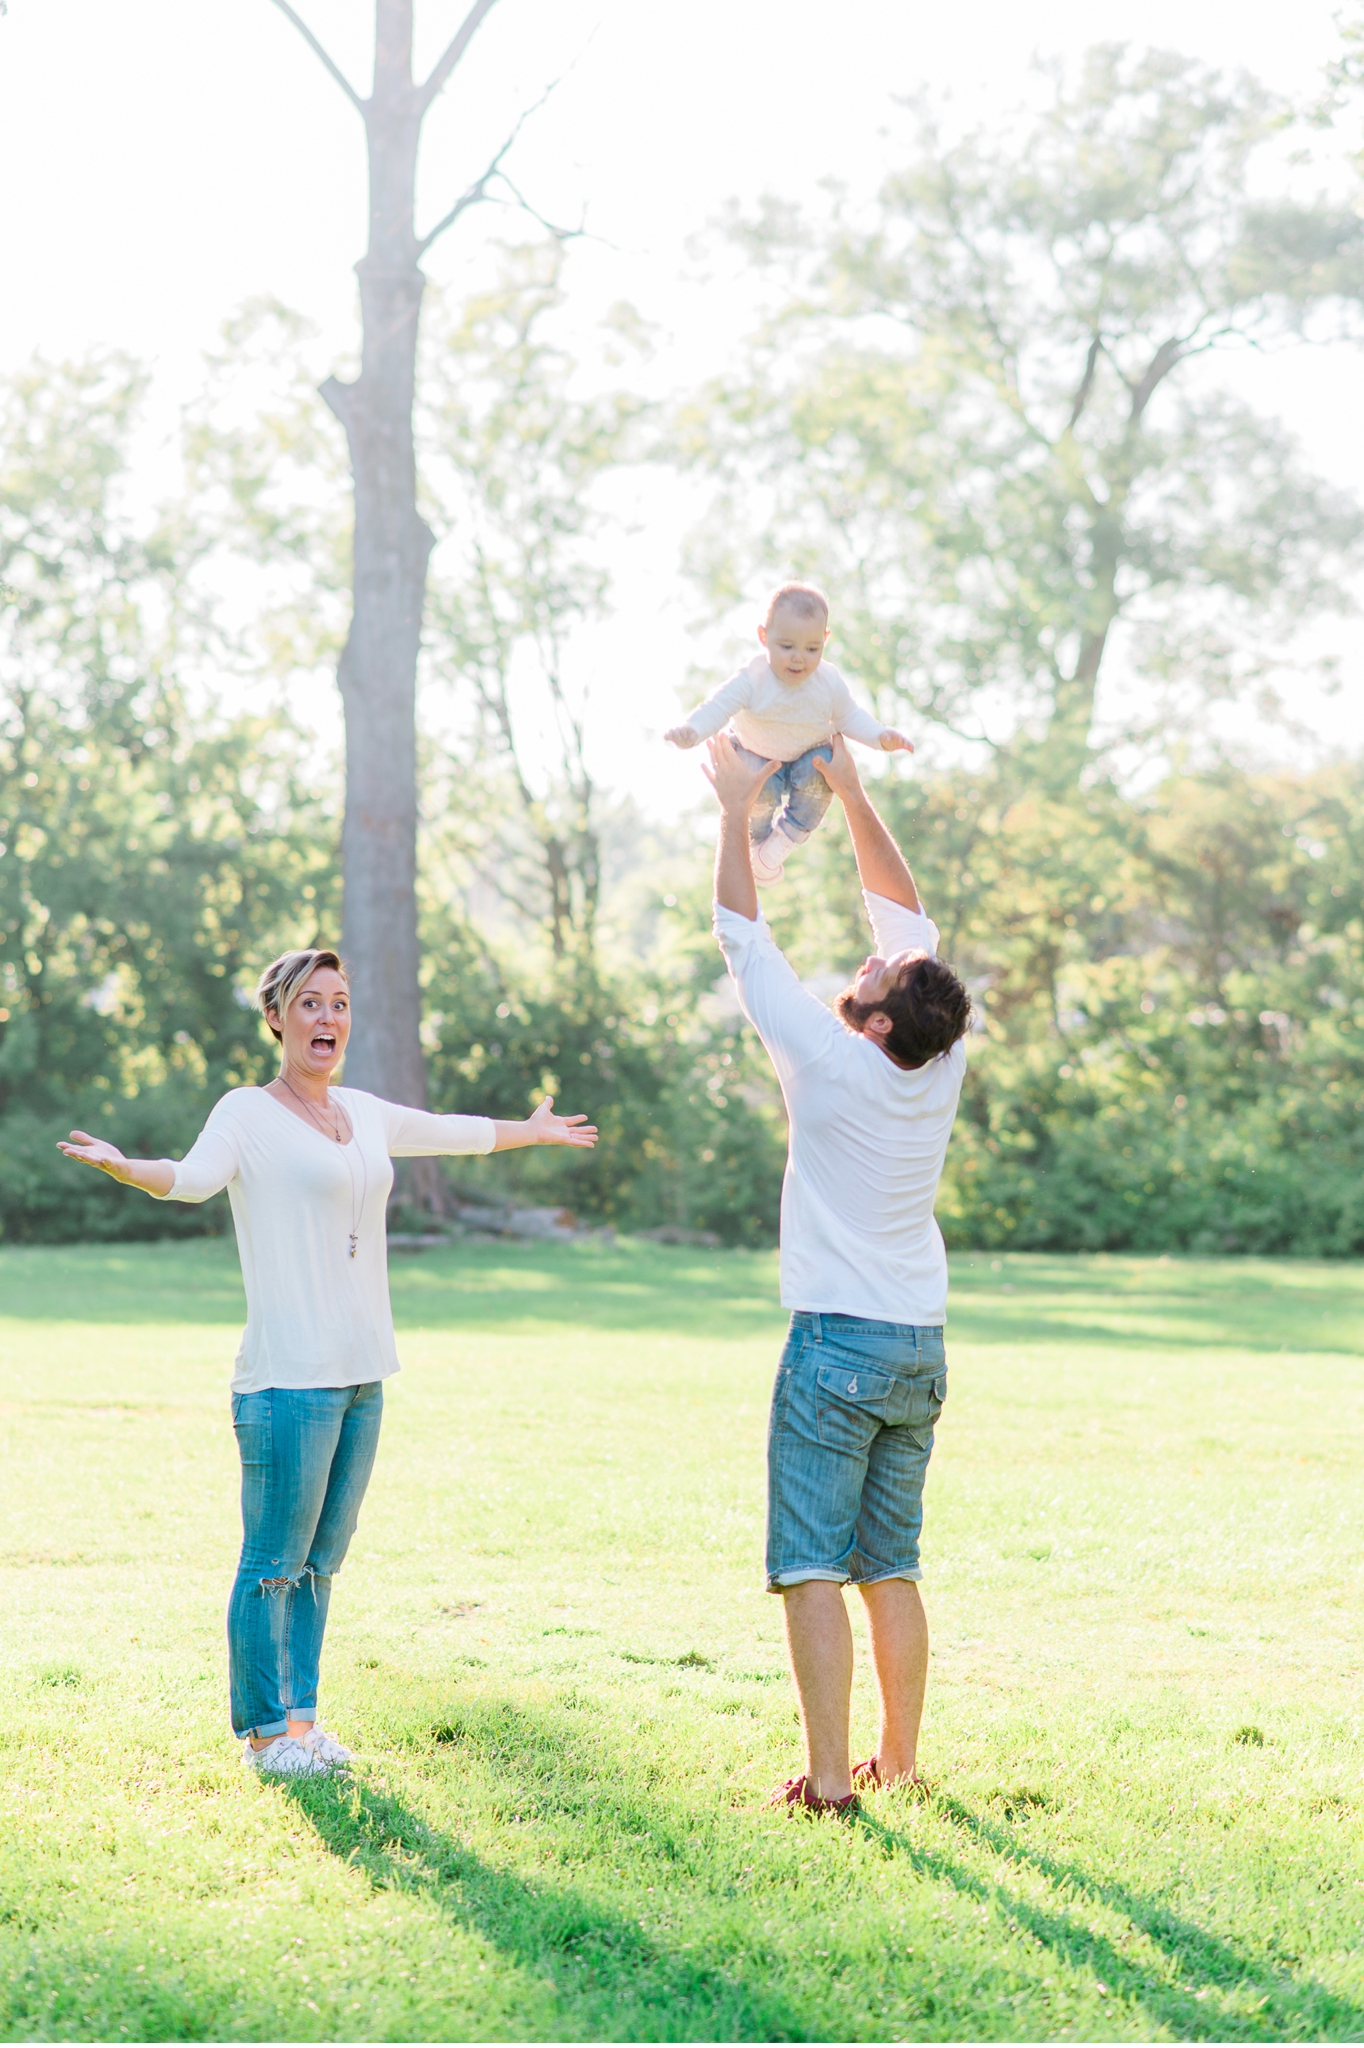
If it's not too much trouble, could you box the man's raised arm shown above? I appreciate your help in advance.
[702,733,781,920]
[815,735,922,911]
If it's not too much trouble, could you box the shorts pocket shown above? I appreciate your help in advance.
[902,1370,947,1448]
[815,1364,897,1451]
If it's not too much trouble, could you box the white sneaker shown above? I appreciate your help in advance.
[242,1735,329,1778]
[301,1725,352,1768]
[753,823,800,886]
[752,846,787,887]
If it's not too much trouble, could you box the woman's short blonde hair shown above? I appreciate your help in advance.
[255,948,348,1042]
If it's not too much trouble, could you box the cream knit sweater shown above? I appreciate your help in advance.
[684,654,888,761]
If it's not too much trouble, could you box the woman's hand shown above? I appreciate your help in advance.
[491,1097,599,1152]
[56,1132,176,1196]
[526,1097,598,1147]
[57,1131,132,1181]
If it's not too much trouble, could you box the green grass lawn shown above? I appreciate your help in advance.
[0,1239,1362,2042]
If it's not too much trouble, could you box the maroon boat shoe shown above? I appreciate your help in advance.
[766,1774,859,1817]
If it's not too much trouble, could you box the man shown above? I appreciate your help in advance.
[705,731,972,1813]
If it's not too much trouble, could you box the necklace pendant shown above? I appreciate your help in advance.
[348,1234,358,1259]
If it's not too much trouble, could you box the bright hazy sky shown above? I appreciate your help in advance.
[1,0,1361,808]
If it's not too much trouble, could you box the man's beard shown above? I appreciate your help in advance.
[834,987,875,1034]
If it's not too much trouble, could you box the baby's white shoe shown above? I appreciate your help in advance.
[752,833,793,886]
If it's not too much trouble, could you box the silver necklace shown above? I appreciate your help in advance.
[280,1076,368,1258]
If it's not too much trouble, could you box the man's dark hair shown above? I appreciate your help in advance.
[835,954,972,1068]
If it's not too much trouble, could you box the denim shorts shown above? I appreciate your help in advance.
[766,1311,946,1591]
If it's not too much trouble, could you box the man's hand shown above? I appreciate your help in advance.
[812,733,868,802]
[878,728,915,754]
[701,731,780,814]
[705,733,778,921]
[664,724,701,749]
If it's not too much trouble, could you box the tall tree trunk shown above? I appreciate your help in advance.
[321,1,431,1110]
[1048,501,1123,778]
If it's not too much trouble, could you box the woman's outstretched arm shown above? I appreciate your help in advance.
[382,1096,598,1158]
[58,1119,238,1201]
[57,1133,176,1197]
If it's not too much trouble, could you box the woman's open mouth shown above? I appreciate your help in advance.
[311,1030,337,1054]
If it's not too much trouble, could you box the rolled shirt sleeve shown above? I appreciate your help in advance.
[863,890,941,961]
[378,1103,498,1157]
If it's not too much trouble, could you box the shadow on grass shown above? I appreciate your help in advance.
[858,1796,1364,2043]
[282,1728,805,2043]
[283,1695,1364,2045]
[946,1257,1364,1359]
[6,1239,1361,1356]
[0,1240,788,1341]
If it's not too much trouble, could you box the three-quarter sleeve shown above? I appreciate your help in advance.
[153,1120,241,1204]
[378,1102,498,1158]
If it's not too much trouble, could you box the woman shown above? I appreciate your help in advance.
[59,947,596,1776]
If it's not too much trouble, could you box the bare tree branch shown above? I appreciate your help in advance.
[417,78,568,256]
[1065,334,1102,431]
[416,150,517,257]
[496,175,586,245]
[268,0,366,112]
[418,0,500,114]
[1126,336,1187,422]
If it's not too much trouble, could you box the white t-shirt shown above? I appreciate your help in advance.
[713,892,966,1326]
[685,655,888,762]
[155,1087,495,1393]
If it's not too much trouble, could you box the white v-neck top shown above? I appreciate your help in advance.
[154,1086,495,1392]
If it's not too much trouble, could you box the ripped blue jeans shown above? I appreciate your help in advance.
[227,1382,383,1739]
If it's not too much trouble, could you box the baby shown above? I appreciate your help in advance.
[666,582,912,884]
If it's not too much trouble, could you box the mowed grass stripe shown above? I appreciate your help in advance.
[0,1242,1361,2040]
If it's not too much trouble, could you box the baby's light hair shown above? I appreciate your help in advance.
[764,581,829,628]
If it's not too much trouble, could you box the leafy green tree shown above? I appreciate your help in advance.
[765,749,1364,1255]
[685,46,1364,776]
[0,357,337,1241]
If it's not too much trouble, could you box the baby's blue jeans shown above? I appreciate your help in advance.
[733,739,835,847]
[227,1382,383,1739]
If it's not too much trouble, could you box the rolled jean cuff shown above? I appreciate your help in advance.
[244,1717,290,1740]
[767,1566,849,1592]
[855,1566,924,1585]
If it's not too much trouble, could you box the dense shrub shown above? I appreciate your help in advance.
[779,757,1364,1256]
[419,920,786,1244]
